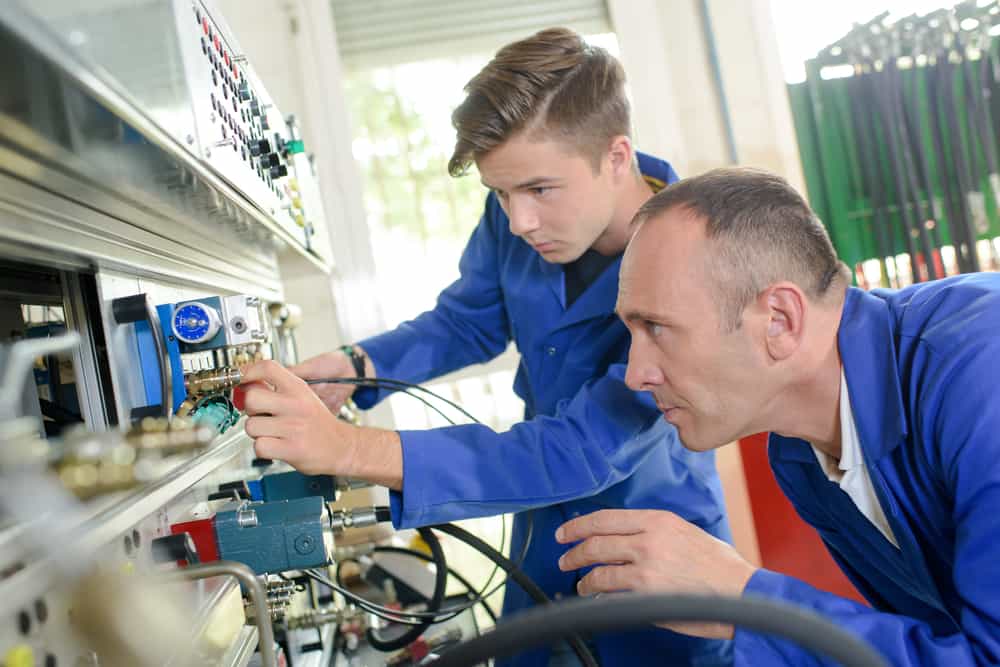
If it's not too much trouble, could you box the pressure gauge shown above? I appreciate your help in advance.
[171,301,222,344]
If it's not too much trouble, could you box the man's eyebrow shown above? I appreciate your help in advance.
[481,177,559,191]
[615,308,664,322]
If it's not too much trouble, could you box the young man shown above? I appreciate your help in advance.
[241,28,732,667]
[557,167,1000,665]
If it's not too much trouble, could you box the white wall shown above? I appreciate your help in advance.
[608,0,805,192]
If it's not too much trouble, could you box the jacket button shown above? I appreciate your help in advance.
[546,346,557,356]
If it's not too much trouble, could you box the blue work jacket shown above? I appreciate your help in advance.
[356,153,732,666]
[738,274,1000,666]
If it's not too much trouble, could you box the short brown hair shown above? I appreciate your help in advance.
[448,27,631,177]
[633,168,850,331]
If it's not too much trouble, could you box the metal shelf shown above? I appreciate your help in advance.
[0,428,249,612]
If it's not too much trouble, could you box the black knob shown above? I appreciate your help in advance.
[252,457,273,468]
[269,165,288,179]
[239,81,251,101]
[249,139,271,157]
[209,481,250,500]
[151,533,200,565]
[250,99,260,116]
[262,153,280,168]
[112,294,152,324]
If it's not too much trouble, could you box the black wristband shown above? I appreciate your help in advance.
[339,344,366,379]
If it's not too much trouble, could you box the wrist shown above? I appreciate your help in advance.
[338,344,367,379]
[339,426,403,491]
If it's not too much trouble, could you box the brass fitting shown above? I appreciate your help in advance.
[184,366,243,395]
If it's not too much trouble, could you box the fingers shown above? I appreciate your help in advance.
[241,383,293,416]
[576,564,640,596]
[253,436,284,461]
[245,416,291,439]
[556,509,670,543]
[241,360,305,394]
[558,535,639,571]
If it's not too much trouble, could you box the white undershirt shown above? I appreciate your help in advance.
[811,369,899,548]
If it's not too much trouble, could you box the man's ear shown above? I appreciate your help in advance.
[606,135,634,179]
[761,283,806,361]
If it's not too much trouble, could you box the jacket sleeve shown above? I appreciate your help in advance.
[386,364,720,528]
[353,197,510,408]
[735,341,1000,666]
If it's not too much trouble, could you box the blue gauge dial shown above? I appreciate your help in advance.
[171,301,222,344]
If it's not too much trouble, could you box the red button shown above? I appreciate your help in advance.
[202,17,208,35]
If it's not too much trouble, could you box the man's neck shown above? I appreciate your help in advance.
[768,300,846,460]
[591,172,655,256]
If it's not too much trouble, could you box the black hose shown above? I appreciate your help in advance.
[925,58,970,272]
[431,523,599,667]
[848,71,897,285]
[366,526,448,652]
[939,57,983,272]
[373,546,499,624]
[870,64,922,281]
[431,594,888,667]
[889,61,938,280]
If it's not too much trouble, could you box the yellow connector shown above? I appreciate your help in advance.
[3,644,35,667]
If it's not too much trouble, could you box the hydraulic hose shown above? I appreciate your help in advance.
[366,526,448,652]
[431,594,888,667]
[373,546,499,624]
[431,522,598,667]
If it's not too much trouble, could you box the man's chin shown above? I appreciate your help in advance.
[671,426,721,452]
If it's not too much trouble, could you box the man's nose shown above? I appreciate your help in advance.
[507,197,541,237]
[625,343,661,391]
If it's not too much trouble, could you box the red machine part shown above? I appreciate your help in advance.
[739,432,865,603]
[171,516,220,565]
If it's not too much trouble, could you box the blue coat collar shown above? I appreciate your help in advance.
[772,287,908,463]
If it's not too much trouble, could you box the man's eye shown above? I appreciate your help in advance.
[530,187,549,196]
[648,322,663,337]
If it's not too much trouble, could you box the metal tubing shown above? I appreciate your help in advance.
[160,561,276,667]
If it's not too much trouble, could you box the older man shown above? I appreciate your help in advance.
[557,167,1000,665]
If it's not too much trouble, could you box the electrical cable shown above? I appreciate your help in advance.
[306,564,510,627]
[302,569,429,626]
[431,593,888,667]
[305,376,481,425]
[431,523,599,667]
[373,547,498,624]
[332,504,507,625]
[366,526,448,652]
[307,377,510,605]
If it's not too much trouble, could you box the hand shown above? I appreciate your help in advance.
[556,509,758,640]
[288,347,369,413]
[240,361,403,488]
[241,360,360,475]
